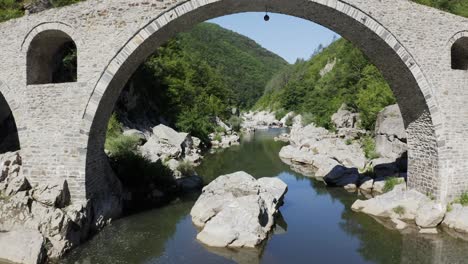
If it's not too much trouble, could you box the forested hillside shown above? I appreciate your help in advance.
[254,38,396,131]
[115,23,286,141]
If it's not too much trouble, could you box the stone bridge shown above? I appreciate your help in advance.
[0,0,467,208]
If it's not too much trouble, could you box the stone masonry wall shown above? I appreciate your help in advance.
[0,0,466,205]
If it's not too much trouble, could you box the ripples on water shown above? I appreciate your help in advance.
[64,128,468,264]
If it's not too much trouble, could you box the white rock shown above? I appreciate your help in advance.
[415,201,445,228]
[0,230,46,264]
[442,204,468,234]
[352,184,428,221]
[33,180,71,208]
[375,104,407,159]
[419,228,438,234]
[191,171,287,248]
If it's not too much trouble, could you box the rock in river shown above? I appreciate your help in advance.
[190,171,287,248]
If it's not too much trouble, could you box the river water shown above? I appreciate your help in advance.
[64,128,468,264]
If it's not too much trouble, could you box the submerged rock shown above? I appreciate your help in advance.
[190,171,287,248]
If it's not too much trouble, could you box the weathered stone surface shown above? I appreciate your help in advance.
[5,174,31,196]
[375,104,407,160]
[242,111,280,130]
[442,204,468,234]
[0,230,46,264]
[191,171,287,248]
[33,180,71,208]
[352,184,430,223]
[331,104,360,129]
[415,201,446,228]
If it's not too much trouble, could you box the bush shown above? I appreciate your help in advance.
[177,160,195,177]
[214,126,226,134]
[275,108,288,120]
[454,192,468,206]
[361,135,379,159]
[383,177,403,193]
[105,134,140,158]
[392,206,406,216]
[110,152,175,190]
[301,112,315,126]
[285,115,294,127]
[213,133,222,142]
[345,139,353,145]
[228,116,242,132]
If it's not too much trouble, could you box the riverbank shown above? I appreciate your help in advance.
[62,128,468,264]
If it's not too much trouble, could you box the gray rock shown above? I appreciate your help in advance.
[375,104,407,159]
[324,166,359,187]
[415,201,445,228]
[191,172,287,248]
[33,180,71,208]
[352,183,428,221]
[359,177,374,192]
[176,176,203,192]
[442,204,468,234]
[0,230,46,264]
[6,174,31,196]
[331,103,360,129]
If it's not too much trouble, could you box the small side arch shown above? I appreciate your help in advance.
[448,31,468,70]
[22,22,80,85]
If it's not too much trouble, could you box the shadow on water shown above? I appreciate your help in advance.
[64,128,468,264]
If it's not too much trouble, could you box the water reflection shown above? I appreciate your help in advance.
[63,129,468,264]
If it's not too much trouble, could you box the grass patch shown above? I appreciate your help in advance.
[301,112,315,126]
[213,133,222,142]
[453,192,468,206]
[285,115,294,127]
[228,116,242,132]
[361,135,379,159]
[383,177,403,193]
[177,160,195,177]
[275,108,288,120]
[345,138,353,145]
[392,206,406,216]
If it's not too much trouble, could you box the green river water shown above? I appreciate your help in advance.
[64,128,468,264]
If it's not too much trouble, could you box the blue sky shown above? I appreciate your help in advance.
[210,12,339,64]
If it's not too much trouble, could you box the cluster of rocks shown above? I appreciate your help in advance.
[352,183,468,239]
[136,124,203,178]
[278,104,407,193]
[209,117,240,148]
[0,152,92,263]
[241,111,282,132]
[190,171,287,248]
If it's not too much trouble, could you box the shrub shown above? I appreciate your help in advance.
[213,133,222,142]
[275,108,288,120]
[392,206,405,216]
[345,139,353,145]
[383,177,403,193]
[177,160,195,177]
[285,115,294,127]
[453,192,468,206]
[362,135,379,159]
[228,116,242,132]
[105,134,140,158]
[301,112,315,126]
[214,126,226,134]
[110,152,175,190]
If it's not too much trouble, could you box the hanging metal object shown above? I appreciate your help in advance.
[264,6,270,21]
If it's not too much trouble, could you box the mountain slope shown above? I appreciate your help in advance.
[254,38,396,131]
[115,22,287,141]
[177,23,288,109]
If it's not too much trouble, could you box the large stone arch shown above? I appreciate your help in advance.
[81,0,444,201]
[0,80,21,153]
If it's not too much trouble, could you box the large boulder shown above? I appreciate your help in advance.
[331,104,360,129]
[32,180,71,208]
[415,201,446,228]
[375,104,407,159]
[442,204,468,234]
[153,124,191,149]
[324,166,359,188]
[352,184,429,221]
[191,172,287,248]
[0,230,46,264]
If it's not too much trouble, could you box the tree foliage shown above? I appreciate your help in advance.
[255,38,396,131]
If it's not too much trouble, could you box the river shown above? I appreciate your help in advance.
[64,128,468,264]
